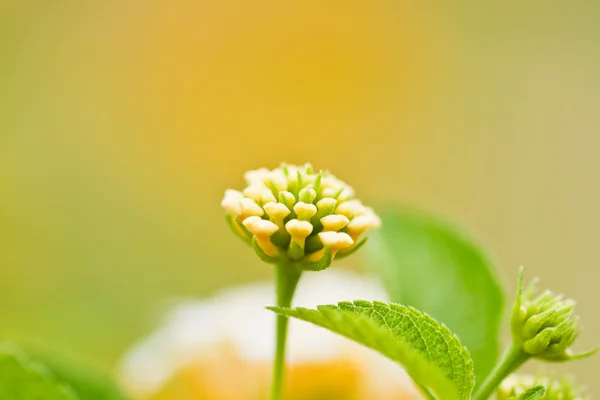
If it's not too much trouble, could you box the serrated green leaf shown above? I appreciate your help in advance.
[0,344,78,400]
[514,386,546,400]
[269,300,475,400]
[367,207,504,385]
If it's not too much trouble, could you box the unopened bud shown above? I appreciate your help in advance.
[243,216,279,257]
[285,219,313,260]
[510,268,598,362]
[222,163,380,270]
[321,214,350,232]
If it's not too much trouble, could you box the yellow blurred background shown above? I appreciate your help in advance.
[2,0,599,393]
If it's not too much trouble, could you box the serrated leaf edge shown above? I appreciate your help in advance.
[269,300,475,400]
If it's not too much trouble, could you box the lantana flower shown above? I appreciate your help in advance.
[222,163,382,399]
[222,163,380,271]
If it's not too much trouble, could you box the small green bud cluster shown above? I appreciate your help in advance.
[222,163,380,270]
[498,374,587,400]
[510,271,585,362]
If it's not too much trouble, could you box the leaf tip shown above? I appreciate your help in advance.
[565,345,600,361]
[517,266,525,298]
[266,306,288,314]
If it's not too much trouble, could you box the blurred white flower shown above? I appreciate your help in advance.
[118,270,421,400]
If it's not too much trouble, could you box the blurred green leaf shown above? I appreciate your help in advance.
[269,300,475,400]
[367,207,504,386]
[515,386,546,400]
[27,348,129,400]
[0,343,128,400]
[0,344,78,400]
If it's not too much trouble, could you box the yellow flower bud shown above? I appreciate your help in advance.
[335,200,366,219]
[239,198,264,219]
[243,185,277,204]
[243,216,279,257]
[320,214,350,232]
[263,202,291,230]
[285,219,313,260]
[293,202,318,221]
[309,232,354,261]
[345,214,381,242]
[220,189,244,217]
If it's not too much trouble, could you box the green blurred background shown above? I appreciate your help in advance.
[2,0,599,393]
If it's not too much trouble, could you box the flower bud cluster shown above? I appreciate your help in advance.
[222,163,380,270]
[498,374,587,400]
[510,272,584,362]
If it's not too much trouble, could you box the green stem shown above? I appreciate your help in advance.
[473,342,530,400]
[271,263,302,400]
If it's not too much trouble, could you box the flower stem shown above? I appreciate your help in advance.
[271,263,302,400]
[473,342,530,400]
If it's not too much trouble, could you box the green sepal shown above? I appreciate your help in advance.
[252,237,280,264]
[281,162,290,176]
[294,171,303,197]
[310,201,336,232]
[267,180,280,197]
[313,171,323,194]
[539,345,600,362]
[225,214,252,244]
[304,235,324,254]
[279,191,296,212]
[335,238,368,260]
[510,267,526,340]
[299,188,317,204]
[300,247,333,271]
[270,230,291,248]
[287,241,304,261]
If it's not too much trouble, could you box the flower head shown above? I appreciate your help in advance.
[222,163,380,270]
[498,374,588,400]
[510,268,599,362]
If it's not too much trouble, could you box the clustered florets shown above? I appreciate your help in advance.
[511,274,582,361]
[222,163,381,270]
